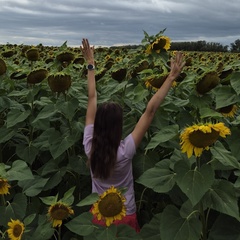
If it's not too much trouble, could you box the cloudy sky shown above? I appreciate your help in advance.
[0,0,239,48]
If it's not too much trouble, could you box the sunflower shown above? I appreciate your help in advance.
[92,186,126,227]
[180,122,231,158]
[7,219,25,240]
[217,104,238,118]
[146,36,171,54]
[145,73,175,91]
[48,202,74,227]
[0,177,10,195]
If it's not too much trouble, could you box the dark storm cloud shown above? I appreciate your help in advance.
[0,0,239,47]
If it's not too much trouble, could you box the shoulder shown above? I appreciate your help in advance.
[119,134,136,159]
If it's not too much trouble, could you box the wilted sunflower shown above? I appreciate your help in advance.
[146,36,171,54]
[48,202,74,227]
[145,73,175,91]
[196,71,220,95]
[218,104,238,118]
[180,122,231,158]
[0,177,10,195]
[7,219,25,240]
[92,186,126,227]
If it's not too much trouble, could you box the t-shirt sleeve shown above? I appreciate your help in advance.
[83,124,94,157]
[122,134,136,159]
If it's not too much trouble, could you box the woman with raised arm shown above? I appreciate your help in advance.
[81,38,185,232]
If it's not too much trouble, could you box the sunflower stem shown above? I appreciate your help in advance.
[57,225,61,240]
[0,195,6,206]
[137,187,148,213]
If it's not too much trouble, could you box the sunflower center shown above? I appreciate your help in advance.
[189,129,220,148]
[98,193,123,217]
[13,224,23,237]
[153,38,166,50]
[219,105,233,113]
[50,205,70,220]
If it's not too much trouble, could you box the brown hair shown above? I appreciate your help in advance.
[89,102,123,179]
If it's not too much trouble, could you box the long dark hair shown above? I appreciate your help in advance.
[89,102,123,179]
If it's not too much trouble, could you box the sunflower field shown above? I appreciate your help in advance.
[0,29,240,240]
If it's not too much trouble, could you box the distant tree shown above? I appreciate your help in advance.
[171,41,228,52]
[230,39,240,52]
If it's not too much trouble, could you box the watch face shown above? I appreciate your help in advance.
[87,64,95,70]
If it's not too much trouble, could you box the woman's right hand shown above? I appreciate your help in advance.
[168,52,185,80]
[80,38,95,64]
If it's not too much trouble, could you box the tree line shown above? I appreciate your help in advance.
[170,39,240,53]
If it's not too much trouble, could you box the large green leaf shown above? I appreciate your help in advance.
[18,176,49,197]
[77,192,99,207]
[160,205,201,240]
[175,161,214,206]
[136,159,176,193]
[65,212,95,236]
[32,104,57,124]
[0,126,16,143]
[202,179,240,220]
[208,214,240,240]
[49,129,81,159]
[7,160,34,181]
[213,85,240,109]
[139,213,161,240]
[146,124,179,150]
[230,71,240,95]
[6,108,31,128]
[16,143,39,165]
[225,127,240,159]
[55,97,79,120]
[10,193,27,219]
[211,141,240,169]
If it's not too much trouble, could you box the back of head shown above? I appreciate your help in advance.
[90,102,123,179]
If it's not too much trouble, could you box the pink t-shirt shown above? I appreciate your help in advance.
[83,124,136,215]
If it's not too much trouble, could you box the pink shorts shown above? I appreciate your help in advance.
[91,210,140,232]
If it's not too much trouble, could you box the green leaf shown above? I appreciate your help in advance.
[77,193,99,207]
[56,97,79,120]
[18,176,49,197]
[7,160,34,181]
[0,126,16,143]
[146,124,179,150]
[6,108,31,128]
[211,141,240,169]
[230,71,240,95]
[140,213,161,240]
[32,104,57,124]
[65,212,95,236]
[213,85,240,109]
[208,214,240,240]
[160,205,201,240]
[16,144,39,165]
[11,193,27,219]
[175,161,214,206]
[136,159,176,193]
[60,186,76,205]
[199,107,223,119]
[40,195,58,206]
[202,179,240,220]
[115,224,141,239]
[49,130,81,159]
[226,127,240,158]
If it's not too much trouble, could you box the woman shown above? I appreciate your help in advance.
[81,38,185,232]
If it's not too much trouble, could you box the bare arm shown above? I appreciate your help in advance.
[80,38,96,125]
[131,52,185,148]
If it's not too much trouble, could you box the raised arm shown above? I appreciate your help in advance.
[131,52,185,148]
[80,38,97,125]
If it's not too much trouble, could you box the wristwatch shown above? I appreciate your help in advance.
[87,64,95,70]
